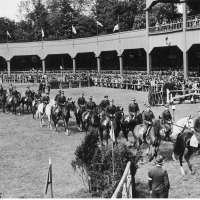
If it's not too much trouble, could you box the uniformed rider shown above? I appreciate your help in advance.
[142,103,155,143]
[86,96,96,112]
[54,90,61,102]
[42,91,50,113]
[25,86,32,101]
[9,86,19,102]
[0,85,4,95]
[77,92,86,113]
[34,89,42,102]
[193,110,200,143]
[128,97,140,120]
[99,95,110,117]
[161,104,172,124]
[105,98,117,123]
[57,91,66,114]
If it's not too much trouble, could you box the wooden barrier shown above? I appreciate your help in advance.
[112,161,132,198]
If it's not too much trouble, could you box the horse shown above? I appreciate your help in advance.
[51,100,77,135]
[0,90,7,113]
[5,93,22,115]
[32,99,42,119]
[99,107,124,146]
[37,99,56,129]
[83,106,101,134]
[170,116,194,161]
[133,119,161,162]
[122,113,143,142]
[76,105,86,131]
[173,131,200,175]
[21,92,35,113]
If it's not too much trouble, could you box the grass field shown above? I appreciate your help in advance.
[0,84,200,198]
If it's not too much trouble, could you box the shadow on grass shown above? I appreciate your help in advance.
[135,182,151,198]
[66,189,92,198]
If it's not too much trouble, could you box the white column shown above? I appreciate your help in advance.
[42,59,45,75]
[73,58,76,74]
[119,55,123,75]
[146,10,151,74]
[183,2,188,79]
[7,60,11,77]
[97,57,101,73]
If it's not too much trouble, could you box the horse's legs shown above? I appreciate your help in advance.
[179,150,185,175]
[184,148,194,174]
[22,103,25,113]
[48,115,52,129]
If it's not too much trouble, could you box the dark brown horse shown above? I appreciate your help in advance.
[173,131,200,175]
[51,100,76,135]
[99,107,124,146]
[122,113,143,142]
[0,89,7,113]
[21,92,35,113]
[133,119,161,162]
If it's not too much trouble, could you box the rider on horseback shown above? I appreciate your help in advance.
[57,91,66,116]
[10,86,19,102]
[9,84,13,95]
[54,90,61,102]
[77,92,86,113]
[99,95,110,117]
[0,85,4,96]
[128,97,140,120]
[161,104,172,138]
[25,86,32,101]
[142,103,155,143]
[34,89,42,102]
[86,96,96,113]
[105,99,117,123]
[42,91,50,113]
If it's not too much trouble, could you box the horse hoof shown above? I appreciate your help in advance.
[66,131,69,136]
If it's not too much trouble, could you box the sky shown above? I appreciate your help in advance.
[0,0,23,21]
[0,1,183,22]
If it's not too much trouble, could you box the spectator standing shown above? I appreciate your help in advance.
[148,155,170,198]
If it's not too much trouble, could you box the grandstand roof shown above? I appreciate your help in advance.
[145,0,199,11]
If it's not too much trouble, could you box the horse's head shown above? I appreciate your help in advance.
[186,115,195,132]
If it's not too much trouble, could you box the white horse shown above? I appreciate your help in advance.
[37,99,56,129]
[170,116,194,160]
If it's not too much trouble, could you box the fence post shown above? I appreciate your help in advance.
[79,81,81,88]
[126,84,128,90]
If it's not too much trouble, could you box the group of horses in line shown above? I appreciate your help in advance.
[0,89,199,175]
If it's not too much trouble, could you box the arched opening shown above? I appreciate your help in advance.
[0,57,7,72]
[122,48,147,71]
[10,55,42,71]
[75,52,96,70]
[150,46,183,71]
[188,44,200,75]
[45,54,72,71]
[100,51,119,71]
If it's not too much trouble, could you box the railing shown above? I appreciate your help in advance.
[112,161,132,198]
[186,18,200,29]
[149,22,183,34]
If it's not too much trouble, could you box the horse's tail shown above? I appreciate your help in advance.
[173,133,184,156]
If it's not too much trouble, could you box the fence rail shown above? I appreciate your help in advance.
[112,161,132,198]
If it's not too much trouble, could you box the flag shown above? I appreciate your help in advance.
[41,28,45,38]
[96,21,103,27]
[113,24,119,32]
[72,25,77,34]
[7,31,11,38]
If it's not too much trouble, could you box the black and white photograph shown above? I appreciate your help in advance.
[0,0,200,198]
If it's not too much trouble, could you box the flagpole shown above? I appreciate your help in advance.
[7,32,9,51]
[72,14,74,48]
[42,28,43,49]
[97,23,98,45]
[118,15,121,53]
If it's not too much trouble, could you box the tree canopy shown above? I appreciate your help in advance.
[0,0,199,43]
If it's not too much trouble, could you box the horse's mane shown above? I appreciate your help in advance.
[152,119,160,129]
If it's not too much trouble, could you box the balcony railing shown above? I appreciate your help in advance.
[186,17,200,29]
[149,22,183,34]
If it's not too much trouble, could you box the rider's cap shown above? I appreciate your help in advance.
[27,86,30,89]
[59,90,61,93]
[46,91,49,94]
[165,104,169,108]
[104,95,108,98]
[61,91,64,94]
[155,155,164,165]
[81,92,84,95]
[132,97,136,101]
[68,97,72,101]
[89,96,92,100]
